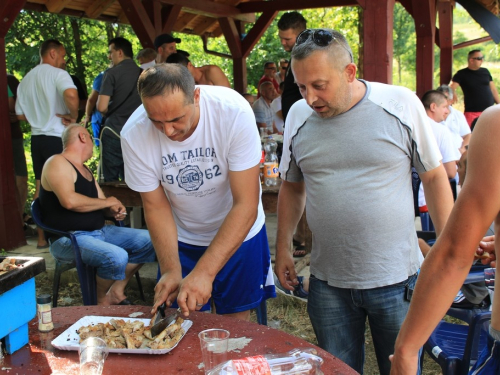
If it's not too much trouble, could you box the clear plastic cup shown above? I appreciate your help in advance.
[79,337,108,375]
[198,329,230,374]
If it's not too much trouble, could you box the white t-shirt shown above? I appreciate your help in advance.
[15,64,76,137]
[442,105,471,149]
[418,118,461,207]
[270,96,284,133]
[121,85,265,246]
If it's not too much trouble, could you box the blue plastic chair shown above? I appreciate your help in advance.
[156,266,268,325]
[31,198,145,306]
[421,311,491,375]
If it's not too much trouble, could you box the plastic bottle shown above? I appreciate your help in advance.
[208,348,324,375]
[259,143,265,185]
[37,294,54,332]
[263,136,279,187]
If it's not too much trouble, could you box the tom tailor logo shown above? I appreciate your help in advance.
[177,165,204,191]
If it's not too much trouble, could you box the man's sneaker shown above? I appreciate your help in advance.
[273,273,308,302]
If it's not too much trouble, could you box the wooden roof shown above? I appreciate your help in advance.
[476,0,499,13]
[24,0,259,38]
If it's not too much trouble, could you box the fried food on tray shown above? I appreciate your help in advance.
[0,258,19,274]
[76,317,185,350]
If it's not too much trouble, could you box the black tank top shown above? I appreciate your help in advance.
[39,159,105,234]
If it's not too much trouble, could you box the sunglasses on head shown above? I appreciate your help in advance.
[471,56,484,61]
[296,29,353,63]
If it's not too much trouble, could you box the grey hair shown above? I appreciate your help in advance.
[292,29,353,71]
[259,80,273,91]
[437,84,453,101]
[62,124,84,149]
[138,63,195,104]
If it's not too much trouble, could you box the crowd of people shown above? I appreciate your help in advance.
[5,9,499,374]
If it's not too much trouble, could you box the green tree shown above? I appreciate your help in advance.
[393,3,416,85]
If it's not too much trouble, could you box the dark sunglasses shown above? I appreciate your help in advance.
[471,57,484,61]
[295,29,353,63]
[281,66,288,70]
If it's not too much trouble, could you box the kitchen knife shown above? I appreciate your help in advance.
[151,303,180,337]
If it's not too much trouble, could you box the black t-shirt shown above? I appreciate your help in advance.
[452,67,495,112]
[40,161,105,235]
[281,58,303,122]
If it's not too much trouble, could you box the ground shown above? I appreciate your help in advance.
[35,273,443,374]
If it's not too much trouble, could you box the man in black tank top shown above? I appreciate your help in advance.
[39,124,156,305]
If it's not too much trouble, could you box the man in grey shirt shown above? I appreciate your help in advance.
[276,29,454,374]
[97,37,142,182]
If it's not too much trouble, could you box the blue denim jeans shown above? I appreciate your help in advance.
[307,273,418,375]
[49,225,155,280]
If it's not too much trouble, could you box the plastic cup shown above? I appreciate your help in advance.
[79,337,108,375]
[198,329,230,374]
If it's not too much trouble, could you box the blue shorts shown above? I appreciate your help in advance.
[469,328,500,374]
[176,224,276,314]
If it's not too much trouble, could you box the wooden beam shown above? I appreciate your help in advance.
[0,0,28,250]
[118,0,156,48]
[142,0,163,34]
[438,0,453,84]
[453,36,492,49]
[398,0,413,15]
[158,0,255,23]
[85,0,115,19]
[238,0,362,13]
[241,10,278,58]
[162,4,182,34]
[45,0,73,13]
[412,0,436,97]
[218,17,242,57]
[362,0,394,84]
[233,56,247,94]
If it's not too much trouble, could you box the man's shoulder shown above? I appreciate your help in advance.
[366,81,419,112]
[121,105,149,139]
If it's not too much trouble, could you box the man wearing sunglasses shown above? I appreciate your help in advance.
[450,49,499,126]
[275,28,454,374]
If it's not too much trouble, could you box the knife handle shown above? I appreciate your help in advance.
[158,302,166,318]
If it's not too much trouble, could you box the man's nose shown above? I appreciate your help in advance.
[162,123,175,136]
[304,90,317,106]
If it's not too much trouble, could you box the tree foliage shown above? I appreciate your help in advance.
[6,10,141,90]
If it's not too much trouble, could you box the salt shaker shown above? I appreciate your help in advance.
[37,294,54,332]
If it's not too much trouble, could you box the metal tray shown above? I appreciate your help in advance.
[51,315,192,354]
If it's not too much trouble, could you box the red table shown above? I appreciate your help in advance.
[2,305,357,374]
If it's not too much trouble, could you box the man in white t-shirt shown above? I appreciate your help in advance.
[419,90,461,211]
[270,82,285,134]
[437,84,471,152]
[15,39,79,248]
[121,64,275,321]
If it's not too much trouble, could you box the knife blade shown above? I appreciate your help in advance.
[151,304,180,337]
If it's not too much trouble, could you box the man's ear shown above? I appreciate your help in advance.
[430,102,437,112]
[344,63,357,83]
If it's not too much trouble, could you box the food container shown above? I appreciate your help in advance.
[0,256,46,354]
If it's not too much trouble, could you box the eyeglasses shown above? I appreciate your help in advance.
[471,57,484,61]
[281,66,288,70]
[265,66,277,70]
[295,29,353,63]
